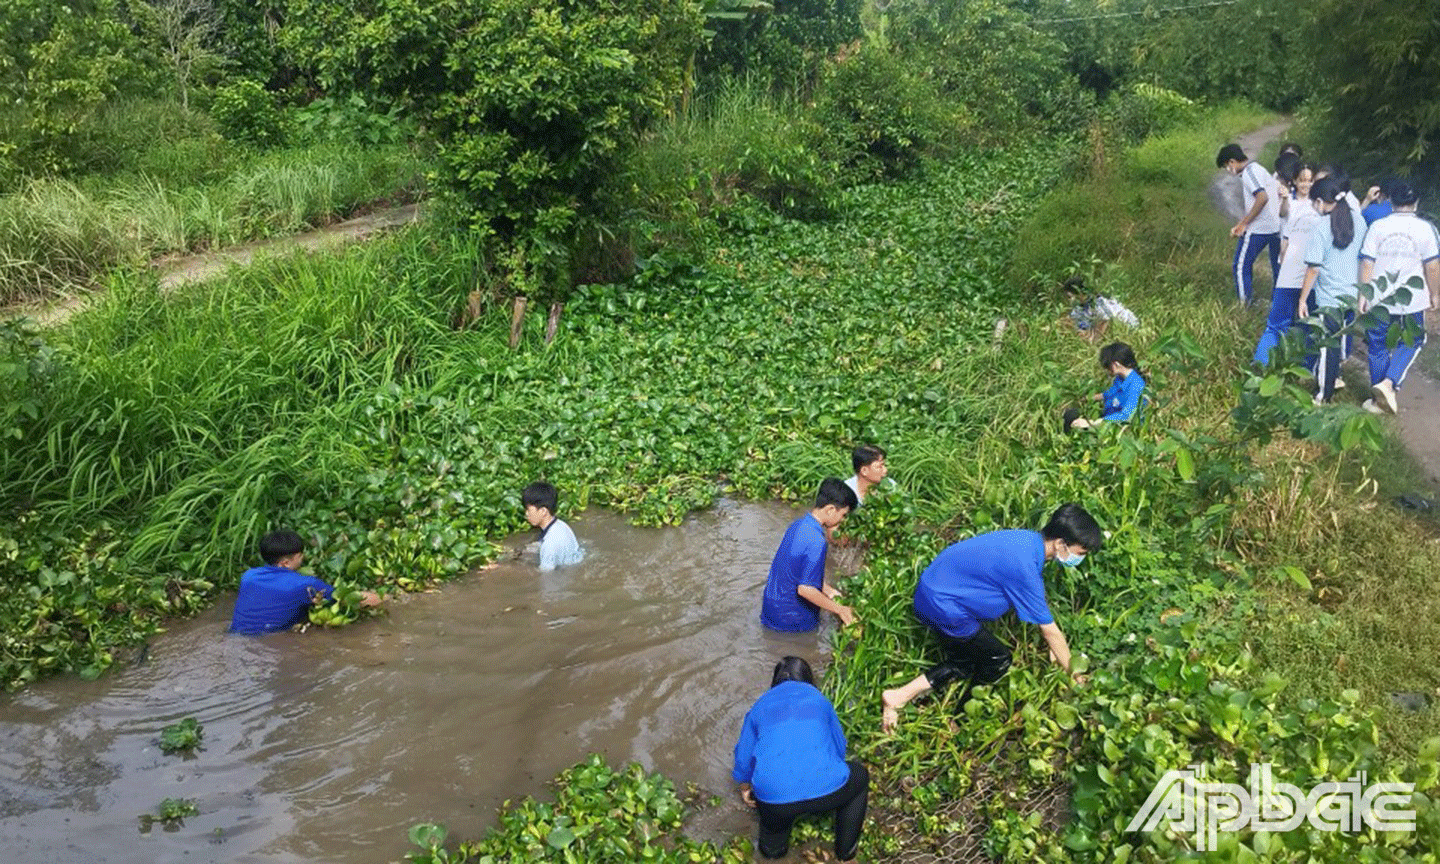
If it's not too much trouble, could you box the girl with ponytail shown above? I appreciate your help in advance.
[1299,177,1366,403]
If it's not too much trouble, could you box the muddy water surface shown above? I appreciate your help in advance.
[0,501,832,863]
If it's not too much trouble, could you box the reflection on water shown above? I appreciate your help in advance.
[0,500,837,863]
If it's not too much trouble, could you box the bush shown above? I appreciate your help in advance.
[212,79,285,148]
[283,0,702,285]
[814,47,959,181]
[632,80,836,235]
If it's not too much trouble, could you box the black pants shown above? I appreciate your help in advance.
[922,626,1012,699]
[755,761,868,861]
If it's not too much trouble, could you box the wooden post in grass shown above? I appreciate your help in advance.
[545,302,563,344]
[509,296,527,348]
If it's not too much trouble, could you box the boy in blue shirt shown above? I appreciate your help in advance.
[230,530,379,634]
[522,481,583,570]
[760,478,858,631]
[881,503,1102,731]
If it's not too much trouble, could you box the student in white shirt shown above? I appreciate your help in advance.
[522,481,583,570]
[1356,181,1440,413]
[1255,155,1320,366]
[1217,143,1281,305]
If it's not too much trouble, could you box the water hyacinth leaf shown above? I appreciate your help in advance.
[546,826,575,849]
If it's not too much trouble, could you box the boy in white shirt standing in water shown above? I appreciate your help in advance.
[844,445,888,507]
[522,481,583,571]
[1357,181,1440,414]
[1217,143,1282,306]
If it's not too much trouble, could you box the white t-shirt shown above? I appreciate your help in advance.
[1241,162,1281,235]
[1277,203,1324,289]
[1360,211,1440,314]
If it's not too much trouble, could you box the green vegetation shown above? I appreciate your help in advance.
[158,716,204,754]
[6,1,1440,861]
[0,138,424,304]
[139,797,198,831]
[404,757,747,863]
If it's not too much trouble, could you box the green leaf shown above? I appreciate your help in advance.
[547,826,576,849]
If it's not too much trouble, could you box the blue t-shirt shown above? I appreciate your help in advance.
[1100,372,1146,423]
[230,565,333,634]
[1362,200,1393,226]
[913,530,1054,639]
[760,513,827,632]
[732,680,850,804]
[1304,206,1366,308]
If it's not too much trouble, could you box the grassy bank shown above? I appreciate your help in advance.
[0,124,425,306]
[6,102,1440,860]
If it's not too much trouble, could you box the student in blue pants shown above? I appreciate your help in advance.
[1356,181,1440,414]
[1297,178,1365,404]
[1217,144,1281,305]
[1255,155,1319,366]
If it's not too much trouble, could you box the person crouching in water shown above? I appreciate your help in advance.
[733,656,868,861]
[1066,342,1146,430]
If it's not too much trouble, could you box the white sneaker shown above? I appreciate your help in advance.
[1362,398,1385,415]
[1372,379,1398,414]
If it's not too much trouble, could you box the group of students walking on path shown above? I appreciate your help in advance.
[1220,141,1440,411]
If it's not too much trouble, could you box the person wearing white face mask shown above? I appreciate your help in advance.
[880,503,1102,732]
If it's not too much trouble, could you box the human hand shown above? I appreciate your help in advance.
[823,583,843,600]
[1364,185,1382,205]
[1230,222,1246,238]
[1072,673,1090,687]
[740,785,756,808]
[1296,303,1308,320]
[836,605,856,627]
[359,591,382,607]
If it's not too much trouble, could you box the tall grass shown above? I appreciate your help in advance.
[0,141,427,305]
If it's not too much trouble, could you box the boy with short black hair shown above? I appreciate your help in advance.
[522,481,583,571]
[230,529,380,634]
[845,445,888,506]
[761,478,859,632]
[1217,143,1282,305]
[880,503,1102,731]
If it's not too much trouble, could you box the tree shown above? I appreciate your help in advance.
[282,0,703,284]
[135,0,225,110]
[0,0,155,175]
[1308,0,1440,190]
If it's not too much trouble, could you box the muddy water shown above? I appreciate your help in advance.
[0,500,834,863]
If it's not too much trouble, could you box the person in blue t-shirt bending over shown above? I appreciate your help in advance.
[230,530,380,634]
[522,481,583,571]
[881,503,1102,731]
[1067,342,1146,430]
[733,656,868,861]
[761,478,858,631]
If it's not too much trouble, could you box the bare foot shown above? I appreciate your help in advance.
[881,689,904,732]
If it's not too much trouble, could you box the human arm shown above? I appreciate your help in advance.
[797,584,855,626]
[1038,622,1073,673]
[1297,266,1319,318]
[1357,258,1375,313]
[1232,188,1268,237]
[1426,258,1440,311]
[732,709,758,801]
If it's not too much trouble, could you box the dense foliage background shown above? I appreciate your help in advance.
[4,0,1440,861]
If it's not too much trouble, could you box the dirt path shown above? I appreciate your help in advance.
[12,202,422,328]
[1212,121,1440,490]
